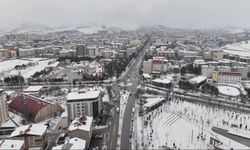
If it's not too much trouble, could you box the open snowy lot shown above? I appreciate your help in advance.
[132,98,250,149]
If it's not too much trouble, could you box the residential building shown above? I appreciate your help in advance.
[86,46,97,58]
[202,51,210,60]
[0,49,9,60]
[217,66,231,72]
[201,65,215,78]
[10,124,47,149]
[210,49,224,61]
[68,115,93,146]
[178,50,198,58]
[156,48,175,58]
[8,48,17,58]
[8,94,64,123]
[213,71,241,83]
[233,66,248,80]
[143,57,168,74]
[17,48,36,57]
[59,49,76,57]
[66,89,102,122]
[152,57,168,74]
[76,44,86,57]
[193,59,207,68]
[0,89,8,125]
[126,47,137,57]
[143,60,152,74]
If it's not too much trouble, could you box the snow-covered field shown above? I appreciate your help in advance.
[0,58,54,79]
[0,59,31,72]
[218,85,240,96]
[132,98,250,149]
[9,59,52,78]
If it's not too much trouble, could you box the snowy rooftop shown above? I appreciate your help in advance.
[5,90,15,96]
[67,89,100,101]
[144,97,164,108]
[0,139,24,150]
[143,73,151,79]
[68,115,93,132]
[10,124,47,137]
[102,92,110,103]
[152,77,172,84]
[218,85,240,96]
[222,41,250,58]
[188,76,207,84]
[52,137,86,150]
[47,61,60,68]
[24,86,43,92]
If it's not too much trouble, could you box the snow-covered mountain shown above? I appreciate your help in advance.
[0,23,110,35]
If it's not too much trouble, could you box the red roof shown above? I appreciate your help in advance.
[8,94,52,122]
[153,60,168,64]
[219,72,241,76]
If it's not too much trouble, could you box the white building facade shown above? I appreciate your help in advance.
[67,89,102,122]
[201,65,215,78]
[0,89,8,125]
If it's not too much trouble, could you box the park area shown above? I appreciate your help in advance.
[132,98,250,149]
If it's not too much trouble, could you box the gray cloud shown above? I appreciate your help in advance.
[0,0,250,29]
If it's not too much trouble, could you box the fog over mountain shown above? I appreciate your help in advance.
[0,0,250,29]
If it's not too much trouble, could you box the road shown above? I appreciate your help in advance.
[120,37,151,149]
[211,126,250,147]
[106,36,151,150]
[107,83,121,149]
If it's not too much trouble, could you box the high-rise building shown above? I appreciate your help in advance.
[201,65,215,78]
[76,44,86,57]
[66,89,102,122]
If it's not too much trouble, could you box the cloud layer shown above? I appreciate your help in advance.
[0,0,250,29]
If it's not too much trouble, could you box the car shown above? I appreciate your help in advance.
[116,107,120,113]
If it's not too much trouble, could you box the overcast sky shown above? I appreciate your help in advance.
[0,0,250,29]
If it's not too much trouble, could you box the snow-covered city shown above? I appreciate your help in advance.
[1,0,250,150]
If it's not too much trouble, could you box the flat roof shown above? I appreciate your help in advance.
[10,124,47,137]
[143,73,151,79]
[24,86,43,92]
[188,76,207,84]
[67,90,100,101]
[0,139,24,150]
[144,97,164,108]
[53,137,86,150]
[152,78,171,84]
[68,115,93,132]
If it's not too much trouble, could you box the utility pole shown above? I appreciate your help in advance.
[19,71,26,124]
[201,119,204,137]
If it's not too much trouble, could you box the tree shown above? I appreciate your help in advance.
[214,87,219,96]
[180,67,186,75]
